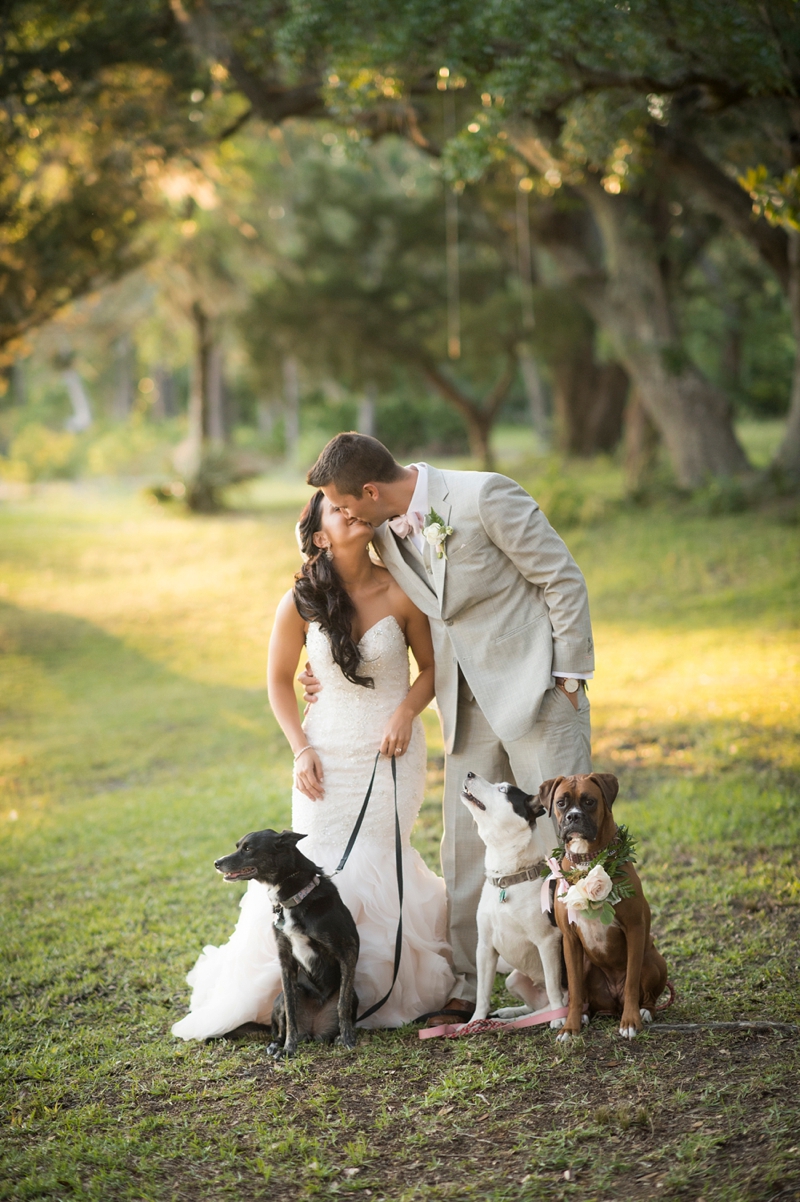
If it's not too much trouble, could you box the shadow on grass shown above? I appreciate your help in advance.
[0,598,285,811]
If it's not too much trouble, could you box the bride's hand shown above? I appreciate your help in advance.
[294,748,324,801]
[380,707,414,759]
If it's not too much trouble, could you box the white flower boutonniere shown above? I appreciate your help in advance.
[422,508,454,560]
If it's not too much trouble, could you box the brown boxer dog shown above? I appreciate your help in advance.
[538,773,668,1041]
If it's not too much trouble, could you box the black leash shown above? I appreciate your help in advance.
[331,751,403,1023]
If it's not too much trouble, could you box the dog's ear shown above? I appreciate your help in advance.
[537,776,565,817]
[589,774,619,808]
[279,829,307,845]
[506,786,546,824]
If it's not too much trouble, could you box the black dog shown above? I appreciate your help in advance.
[215,829,359,1059]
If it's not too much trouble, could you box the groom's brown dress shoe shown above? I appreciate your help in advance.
[425,998,475,1027]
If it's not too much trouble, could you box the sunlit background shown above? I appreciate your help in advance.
[2,4,799,1200]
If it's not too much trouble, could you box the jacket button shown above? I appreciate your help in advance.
[445,619,454,626]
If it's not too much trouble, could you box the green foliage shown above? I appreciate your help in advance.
[0,416,185,482]
[680,233,794,418]
[0,0,212,357]
[238,133,523,388]
[0,421,79,481]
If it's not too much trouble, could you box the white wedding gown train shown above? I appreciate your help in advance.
[172,616,454,1038]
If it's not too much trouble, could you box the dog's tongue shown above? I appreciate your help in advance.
[223,867,256,881]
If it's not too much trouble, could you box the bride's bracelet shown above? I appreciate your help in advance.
[293,745,312,762]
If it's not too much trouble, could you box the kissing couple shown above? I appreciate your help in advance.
[172,432,594,1039]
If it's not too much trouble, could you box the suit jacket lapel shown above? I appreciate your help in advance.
[372,523,439,619]
[424,465,451,605]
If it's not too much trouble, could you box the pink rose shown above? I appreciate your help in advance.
[582,864,613,902]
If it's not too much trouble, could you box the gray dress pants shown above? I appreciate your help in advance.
[440,675,592,1003]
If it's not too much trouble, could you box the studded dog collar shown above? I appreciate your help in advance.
[565,829,619,867]
[272,874,320,915]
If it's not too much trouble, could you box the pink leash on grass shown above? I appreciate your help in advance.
[419,1004,570,1040]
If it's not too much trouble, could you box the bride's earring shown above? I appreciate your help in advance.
[325,546,334,561]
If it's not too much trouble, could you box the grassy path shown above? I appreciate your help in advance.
[1,480,799,1201]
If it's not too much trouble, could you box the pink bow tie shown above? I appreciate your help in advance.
[388,510,423,539]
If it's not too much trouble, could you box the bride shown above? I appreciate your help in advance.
[172,491,454,1039]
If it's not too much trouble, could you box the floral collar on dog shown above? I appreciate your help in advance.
[540,826,637,925]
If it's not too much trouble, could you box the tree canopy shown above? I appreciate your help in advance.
[4,0,800,483]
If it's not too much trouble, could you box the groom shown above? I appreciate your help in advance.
[304,433,594,1020]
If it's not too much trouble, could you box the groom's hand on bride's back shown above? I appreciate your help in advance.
[298,661,322,707]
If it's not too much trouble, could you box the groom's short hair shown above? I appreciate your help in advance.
[307,433,403,496]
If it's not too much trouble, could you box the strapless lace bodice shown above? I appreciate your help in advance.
[295,615,426,850]
[303,615,414,753]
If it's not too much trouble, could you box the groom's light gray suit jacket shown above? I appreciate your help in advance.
[372,465,594,754]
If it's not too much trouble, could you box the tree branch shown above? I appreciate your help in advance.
[169,0,325,124]
[418,359,483,423]
[652,128,790,290]
[419,354,517,424]
[484,354,518,421]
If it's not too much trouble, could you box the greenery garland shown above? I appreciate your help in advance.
[542,825,638,925]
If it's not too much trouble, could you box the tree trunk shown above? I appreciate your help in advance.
[551,334,628,456]
[113,334,135,421]
[257,400,276,434]
[189,301,213,452]
[420,356,517,471]
[517,342,549,443]
[11,359,26,407]
[463,410,494,470]
[774,229,800,480]
[624,389,660,494]
[207,343,225,442]
[152,367,176,419]
[282,355,300,460]
[571,183,750,487]
[63,368,92,432]
[358,382,377,436]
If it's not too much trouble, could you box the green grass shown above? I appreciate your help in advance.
[1,466,799,1202]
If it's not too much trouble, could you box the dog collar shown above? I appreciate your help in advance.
[273,875,320,914]
[486,862,544,890]
[565,829,619,867]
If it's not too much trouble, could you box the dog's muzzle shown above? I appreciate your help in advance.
[560,810,595,839]
[215,859,259,882]
[461,771,486,811]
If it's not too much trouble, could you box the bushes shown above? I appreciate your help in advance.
[0,418,184,482]
[0,423,79,481]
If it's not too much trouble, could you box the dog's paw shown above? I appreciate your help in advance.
[640,1008,653,1024]
[556,1028,583,1043]
[271,1043,296,1060]
[582,1013,589,1026]
[335,1032,357,1050]
[491,1005,531,1020]
[618,1024,640,1040]
[550,1016,566,1030]
[266,1041,282,1057]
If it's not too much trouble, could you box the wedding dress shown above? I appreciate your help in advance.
[172,615,454,1039]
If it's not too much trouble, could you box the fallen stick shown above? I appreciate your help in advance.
[648,1021,797,1032]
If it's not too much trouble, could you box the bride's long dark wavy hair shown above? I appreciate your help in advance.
[293,490,374,689]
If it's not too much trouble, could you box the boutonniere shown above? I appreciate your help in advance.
[422,508,454,560]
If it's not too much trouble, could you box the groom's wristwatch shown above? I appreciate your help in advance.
[555,677,580,694]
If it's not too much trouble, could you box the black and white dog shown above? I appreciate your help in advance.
[215,829,359,1059]
[461,773,568,1026]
